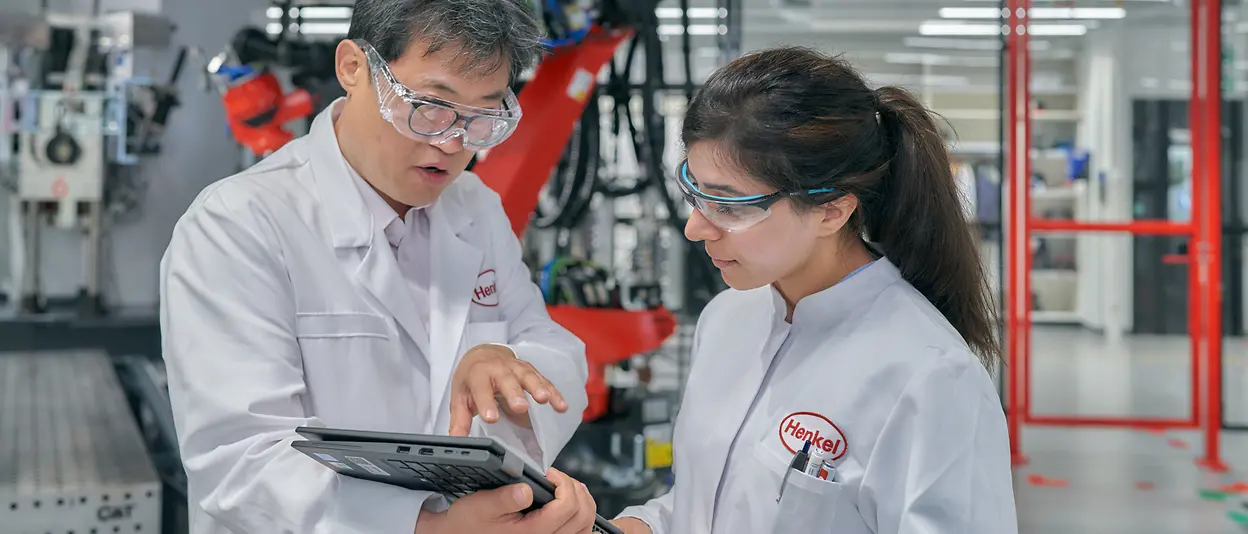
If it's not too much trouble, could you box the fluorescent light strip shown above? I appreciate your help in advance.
[655,7,726,19]
[919,22,1003,36]
[884,52,998,67]
[938,7,1125,19]
[1030,24,1088,36]
[298,22,351,35]
[919,21,1087,36]
[903,36,1052,51]
[658,24,726,36]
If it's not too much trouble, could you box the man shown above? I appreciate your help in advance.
[159,1,599,532]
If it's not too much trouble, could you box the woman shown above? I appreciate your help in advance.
[609,47,1017,534]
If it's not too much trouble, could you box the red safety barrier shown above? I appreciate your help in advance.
[1005,0,1228,471]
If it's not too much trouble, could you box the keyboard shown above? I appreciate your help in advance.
[386,458,511,497]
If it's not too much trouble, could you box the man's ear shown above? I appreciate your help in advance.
[335,40,366,93]
[818,194,859,237]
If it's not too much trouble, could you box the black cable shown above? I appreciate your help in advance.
[680,0,694,101]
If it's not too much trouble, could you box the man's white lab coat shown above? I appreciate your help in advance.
[160,103,588,534]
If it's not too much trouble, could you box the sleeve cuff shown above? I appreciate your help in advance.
[615,507,663,534]
[475,398,549,468]
[321,476,434,534]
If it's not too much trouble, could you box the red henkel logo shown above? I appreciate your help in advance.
[473,269,499,307]
[778,411,848,461]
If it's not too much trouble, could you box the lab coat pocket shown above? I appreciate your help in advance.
[464,320,509,349]
[294,312,390,340]
[773,470,843,533]
[294,312,396,420]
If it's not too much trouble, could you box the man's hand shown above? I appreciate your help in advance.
[416,468,597,534]
[448,344,570,436]
[609,517,653,534]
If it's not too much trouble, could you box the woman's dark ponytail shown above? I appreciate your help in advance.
[680,47,1000,366]
[868,86,1000,365]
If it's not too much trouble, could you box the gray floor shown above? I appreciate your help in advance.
[1016,327,1248,533]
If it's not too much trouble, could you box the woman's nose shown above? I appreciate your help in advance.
[684,209,720,242]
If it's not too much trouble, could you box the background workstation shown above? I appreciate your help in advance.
[1,0,1247,533]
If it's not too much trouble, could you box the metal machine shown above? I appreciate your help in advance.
[5,10,183,316]
[0,351,163,534]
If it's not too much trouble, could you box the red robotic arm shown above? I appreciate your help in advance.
[472,26,678,422]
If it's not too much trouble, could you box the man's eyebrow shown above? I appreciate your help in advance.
[420,78,506,104]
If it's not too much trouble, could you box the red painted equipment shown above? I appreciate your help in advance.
[475,27,635,237]
[473,26,679,422]
[222,71,315,157]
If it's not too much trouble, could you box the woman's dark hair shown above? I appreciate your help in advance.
[683,46,999,366]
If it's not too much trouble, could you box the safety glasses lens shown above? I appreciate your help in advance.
[686,195,771,231]
[395,102,514,149]
[408,103,457,133]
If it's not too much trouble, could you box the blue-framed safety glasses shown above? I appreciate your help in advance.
[676,160,838,232]
[355,39,522,151]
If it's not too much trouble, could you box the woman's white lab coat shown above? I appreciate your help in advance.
[617,259,1017,534]
[159,104,587,534]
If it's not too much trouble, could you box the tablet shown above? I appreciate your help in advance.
[292,427,623,534]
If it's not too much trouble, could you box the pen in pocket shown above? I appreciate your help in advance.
[777,440,812,502]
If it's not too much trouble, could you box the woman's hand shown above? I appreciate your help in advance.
[609,517,653,534]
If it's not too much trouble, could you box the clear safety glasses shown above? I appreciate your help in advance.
[355,40,522,151]
[676,160,838,232]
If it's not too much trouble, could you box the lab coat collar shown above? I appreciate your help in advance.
[307,100,374,249]
[784,257,901,330]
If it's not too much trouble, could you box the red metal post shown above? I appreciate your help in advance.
[1021,0,1034,425]
[1188,0,1207,442]
[1007,0,1228,465]
[1005,0,1027,466]
[1195,0,1228,472]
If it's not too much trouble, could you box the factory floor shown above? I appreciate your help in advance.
[1015,327,1248,534]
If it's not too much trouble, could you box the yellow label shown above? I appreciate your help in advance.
[644,439,673,469]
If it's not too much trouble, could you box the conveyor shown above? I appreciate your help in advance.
[0,351,161,533]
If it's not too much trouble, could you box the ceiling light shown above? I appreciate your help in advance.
[655,7,725,19]
[295,6,354,19]
[1029,24,1088,35]
[903,36,1052,51]
[938,7,1005,19]
[939,6,1125,19]
[884,53,999,67]
[298,22,351,35]
[1031,7,1125,19]
[919,21,1087,36]
[919,22,1003,36]
[658,24,726,36]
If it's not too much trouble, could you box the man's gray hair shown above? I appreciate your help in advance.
[347,0,543,82]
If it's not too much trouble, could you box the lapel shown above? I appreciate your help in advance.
[305,101,432,357]
[688,288,789,531]
[425,183,483,420]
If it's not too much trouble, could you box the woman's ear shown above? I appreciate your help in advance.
[818,194,859,237]
[335,41,366,93]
